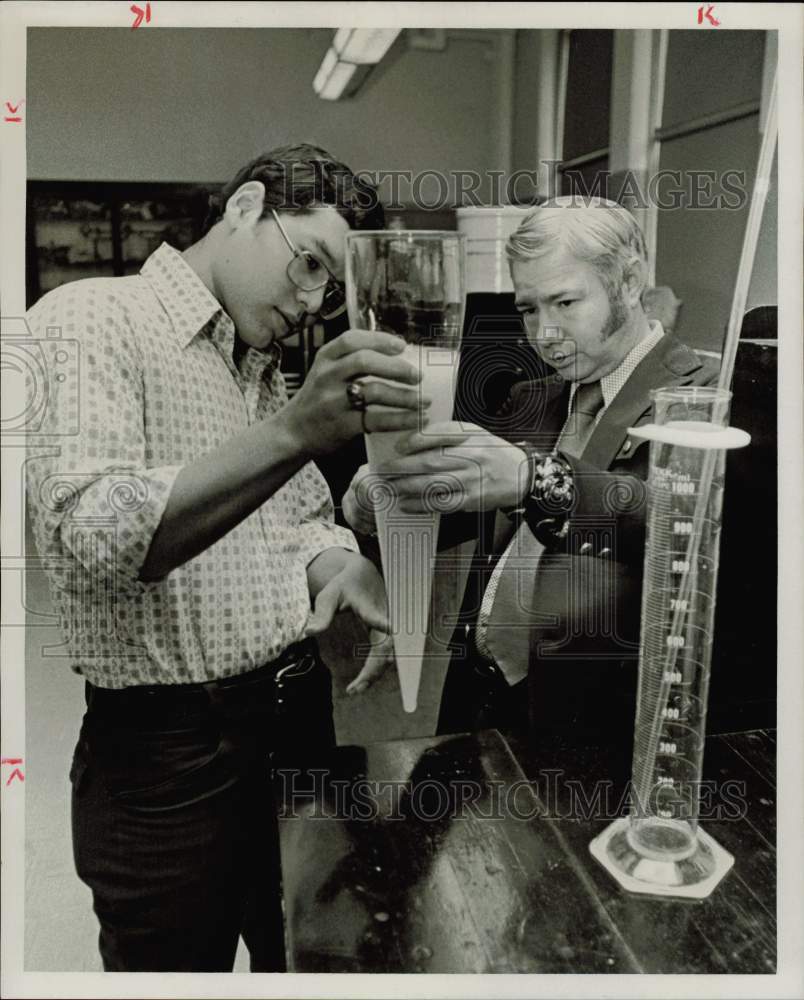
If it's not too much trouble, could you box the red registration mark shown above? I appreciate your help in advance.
[4,100,24,123]
[1,758,25,785]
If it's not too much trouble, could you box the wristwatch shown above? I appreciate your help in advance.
[510,442,576,541]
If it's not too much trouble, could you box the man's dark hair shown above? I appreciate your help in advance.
[203,143,384,234]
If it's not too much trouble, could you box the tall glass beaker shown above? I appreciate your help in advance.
[345,231,466,713]
[589,387,750,898]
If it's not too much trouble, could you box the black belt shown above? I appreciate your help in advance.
[85,638,319,717]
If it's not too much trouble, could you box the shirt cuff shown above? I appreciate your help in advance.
[46,465,184,597]
[297,521,359,569]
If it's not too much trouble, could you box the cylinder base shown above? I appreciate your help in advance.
[589,817,734,899]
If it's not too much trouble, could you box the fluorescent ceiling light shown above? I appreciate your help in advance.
[312,47,338,92]
[314,59,359,101]
[313,28,401,101]
[333,28,401,64]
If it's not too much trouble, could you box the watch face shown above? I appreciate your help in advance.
[531,453,575,512]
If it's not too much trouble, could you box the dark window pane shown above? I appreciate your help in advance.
[662,30,766,131]
[655,115,760,352]
[560,157,610,198]
[562,30,613,162]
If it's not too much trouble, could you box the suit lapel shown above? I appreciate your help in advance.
[489,337,708,534]
[582,335,709,469]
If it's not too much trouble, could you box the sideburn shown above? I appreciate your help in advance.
[601,289,630,340]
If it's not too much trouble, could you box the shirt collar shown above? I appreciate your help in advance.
[140,242,282,376]
[599,320,665,405]
[568,320,666,409]
[140,242,228,349]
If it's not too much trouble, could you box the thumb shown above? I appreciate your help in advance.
[304,580,342,636]
[348,589,391,634]
[346,631,395,695]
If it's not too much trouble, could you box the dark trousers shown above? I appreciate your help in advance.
[436,633,528,738]
[436,632,636,753]
[70,641,334,972]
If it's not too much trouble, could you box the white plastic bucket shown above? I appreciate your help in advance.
[455,206,536,294]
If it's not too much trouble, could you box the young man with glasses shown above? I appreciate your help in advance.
[270,205,347,323]
[25,144,421,972]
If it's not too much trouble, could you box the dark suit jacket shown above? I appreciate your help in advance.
[437,333,721,741]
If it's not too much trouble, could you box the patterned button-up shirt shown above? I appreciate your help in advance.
[25,243,357,688]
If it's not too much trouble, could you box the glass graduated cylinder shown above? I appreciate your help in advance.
[589,387,748,897]
[629,427,727,862]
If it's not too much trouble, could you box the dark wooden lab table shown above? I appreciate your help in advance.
[277,728,776,973]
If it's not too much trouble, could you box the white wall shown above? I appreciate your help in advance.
[28,26,776,332]
[746,147,777,312]
[27,27,500,202]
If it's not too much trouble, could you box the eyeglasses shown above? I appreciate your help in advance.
[271,209,346,321]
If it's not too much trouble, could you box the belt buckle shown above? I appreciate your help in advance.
[275,652,316,685]
[472,656,499,680]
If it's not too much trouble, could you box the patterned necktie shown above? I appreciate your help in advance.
[556,380,605,459]
[481,381,605,684]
